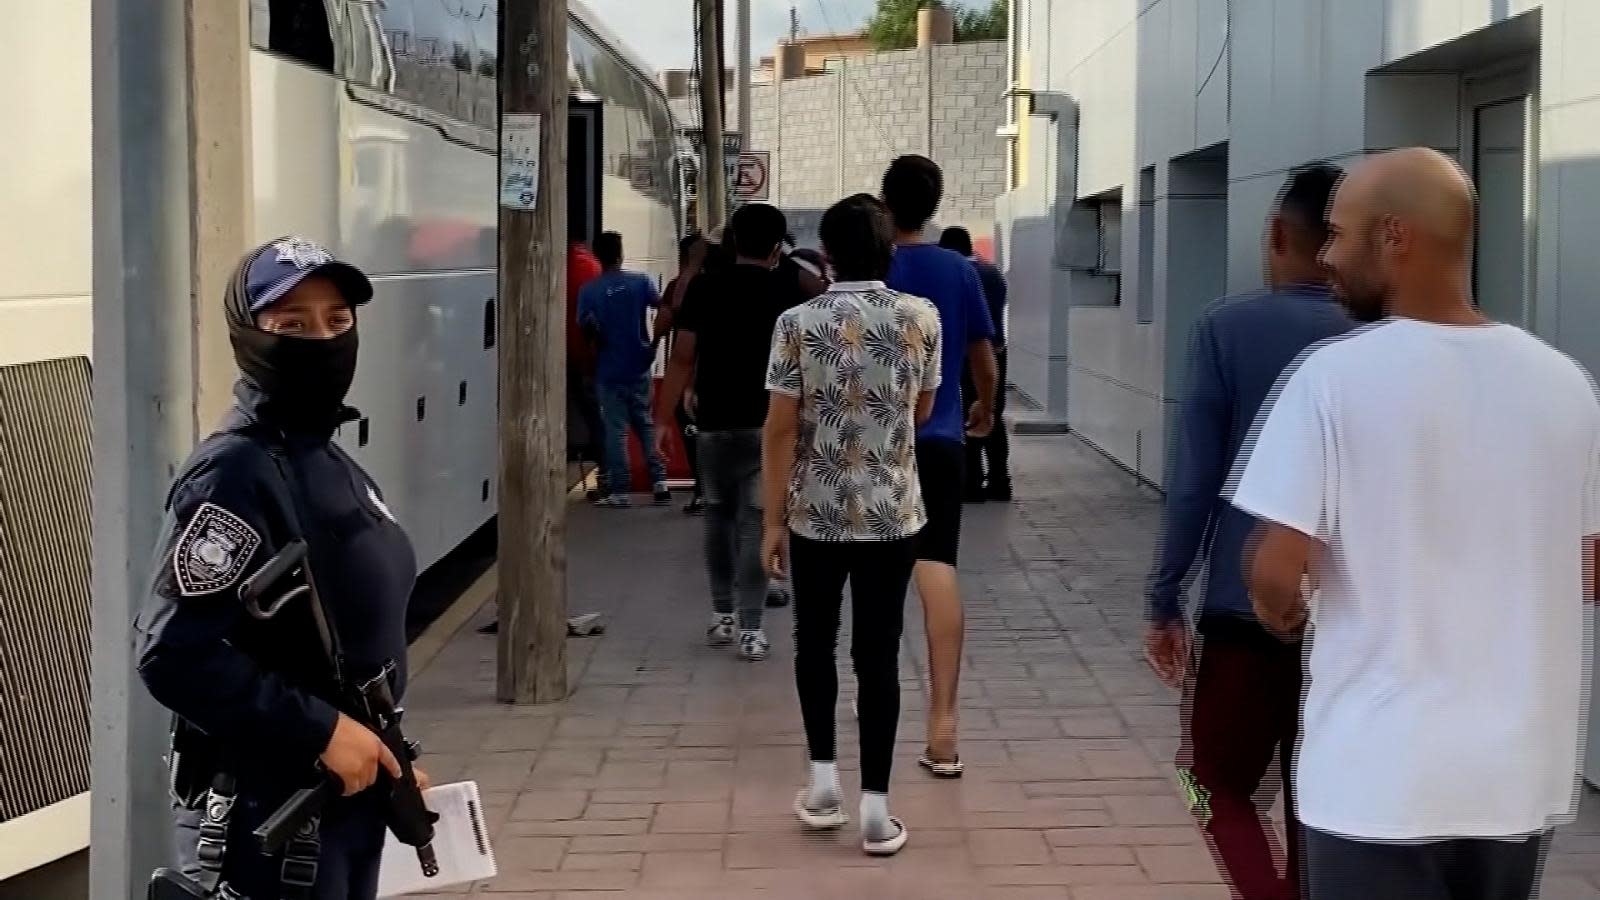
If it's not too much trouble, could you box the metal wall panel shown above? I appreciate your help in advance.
[0,357,93,822]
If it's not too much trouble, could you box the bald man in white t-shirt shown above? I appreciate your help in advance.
[1231,148,1600,899]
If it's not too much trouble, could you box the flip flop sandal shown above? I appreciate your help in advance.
[862,817,909,856]
[793,790,849,830]
[918,754,964,778]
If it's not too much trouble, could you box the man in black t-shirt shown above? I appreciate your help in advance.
[940,226,1012,501]
[661,235,708,514]
[655,204,806,661]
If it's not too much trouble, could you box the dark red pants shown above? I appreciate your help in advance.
[1177,615,1304,900]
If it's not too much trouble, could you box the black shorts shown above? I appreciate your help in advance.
[915,438,965,565]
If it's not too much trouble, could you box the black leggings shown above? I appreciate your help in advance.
[789,532,917,794]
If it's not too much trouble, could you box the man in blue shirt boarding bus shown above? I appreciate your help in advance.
[577,230,671,507]
[881,155,999,778]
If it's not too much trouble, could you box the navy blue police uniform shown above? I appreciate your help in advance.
[135,238,417,900]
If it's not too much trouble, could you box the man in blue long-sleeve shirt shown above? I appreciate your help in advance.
[1144,163,1352,900]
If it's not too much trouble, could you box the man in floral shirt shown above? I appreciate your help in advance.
[761,193,941,857]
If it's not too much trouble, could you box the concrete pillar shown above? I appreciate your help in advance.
[189,0,255,432]
[90,0,253,893]
[917,3,955,48]
[774,41,806,81]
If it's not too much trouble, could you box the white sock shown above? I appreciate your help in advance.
[806,762,840,809]
[860,791,893,840]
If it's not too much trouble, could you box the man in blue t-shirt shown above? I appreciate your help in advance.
[577,231,669,507]
[882,155,998,777]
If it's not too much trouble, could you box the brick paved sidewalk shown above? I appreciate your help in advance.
[399,435,1600,899]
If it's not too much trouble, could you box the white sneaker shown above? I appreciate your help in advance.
[707,614,735,646]
[737,629,770,661]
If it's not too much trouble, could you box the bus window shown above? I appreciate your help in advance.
[411,0,470,121]
[264,0,336,73]
[376,0,418,101]
[465,0,498,129]
[341,0,396,91]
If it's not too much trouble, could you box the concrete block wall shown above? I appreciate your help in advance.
[933,43,1010,236]
[772,76,840,215]
[739,42,1007,249]
[842,47,927,202]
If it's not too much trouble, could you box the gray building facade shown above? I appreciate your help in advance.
[997,0,1600,490]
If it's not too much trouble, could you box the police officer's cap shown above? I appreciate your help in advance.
[245,236,375,313]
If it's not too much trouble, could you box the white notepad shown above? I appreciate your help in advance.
[376,781,497,898]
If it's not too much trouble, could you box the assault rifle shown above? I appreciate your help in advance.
[240,540,439,877]
[147,540,438,899]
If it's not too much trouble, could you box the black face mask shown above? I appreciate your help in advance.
[228,325,359,431]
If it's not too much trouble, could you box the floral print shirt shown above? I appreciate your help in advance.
[765,281,943,541]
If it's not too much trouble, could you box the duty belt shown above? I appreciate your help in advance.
[190,773,323,900]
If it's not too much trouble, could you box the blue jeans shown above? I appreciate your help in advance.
[698,429,766,630]
[597,377,667,494]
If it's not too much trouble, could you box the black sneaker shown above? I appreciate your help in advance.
[987,480,1013,502]
[767,586,791,608]
[653,482,673,506]
[684,496,706,515]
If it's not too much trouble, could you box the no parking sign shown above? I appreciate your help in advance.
[733,152,770,203]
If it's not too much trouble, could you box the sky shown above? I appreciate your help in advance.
[582,0,878,73]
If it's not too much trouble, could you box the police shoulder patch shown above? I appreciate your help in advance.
[172,502,263,598]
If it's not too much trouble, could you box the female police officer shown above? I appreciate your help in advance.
[136,236,425,899]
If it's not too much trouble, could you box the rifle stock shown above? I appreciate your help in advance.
[253,771,342,854]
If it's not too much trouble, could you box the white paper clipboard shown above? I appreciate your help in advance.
[376,781,496,897]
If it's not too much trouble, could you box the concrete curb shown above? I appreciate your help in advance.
[407,564,497,678]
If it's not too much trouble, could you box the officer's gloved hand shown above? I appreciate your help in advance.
[320,712,401,795]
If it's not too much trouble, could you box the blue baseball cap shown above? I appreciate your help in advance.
[245,236,374,313]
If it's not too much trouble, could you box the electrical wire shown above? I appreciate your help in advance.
[1196,2,1229,100]
[811,0,899,151]
[690,0,706,226]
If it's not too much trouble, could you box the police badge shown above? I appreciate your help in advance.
[172,502,263,598]
[272,236,333,270]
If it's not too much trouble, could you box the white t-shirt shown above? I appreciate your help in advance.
[1230,318,1600,840]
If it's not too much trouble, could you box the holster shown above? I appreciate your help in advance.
[147,869,209,900]
[168,716,221,810]
[147,869,248,900]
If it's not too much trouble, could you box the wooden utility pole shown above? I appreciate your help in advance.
[497,0,569,703]
[697,0,728,230]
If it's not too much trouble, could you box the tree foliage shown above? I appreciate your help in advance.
[865,0,1009,51]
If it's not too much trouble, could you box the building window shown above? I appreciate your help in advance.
[1063,189,1124,307]
[1095,200,1122,276]
[1136,166,1155,323]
